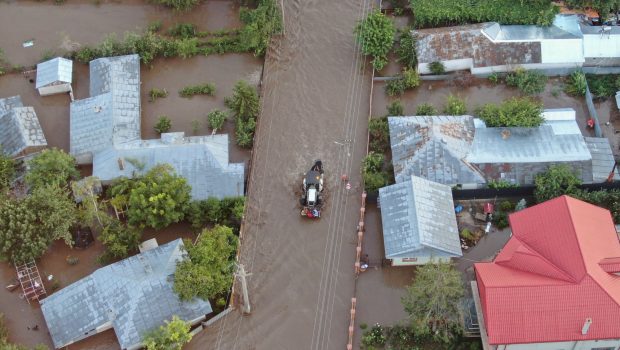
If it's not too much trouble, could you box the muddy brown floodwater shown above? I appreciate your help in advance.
[186,0,374,349]
[0,0,242,67]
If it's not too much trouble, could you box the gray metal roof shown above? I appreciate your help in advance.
[70,54,140,162]
[378,175,462,259]
[0,96,47,157]
[482,16,582,41]
[585,137,619,182]
[36,57,72,89]
[466,124,591,164]
[40,239,212,350]
[93,133,244,200]
[388,116,484,185]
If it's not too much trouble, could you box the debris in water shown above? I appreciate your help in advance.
[22,40,34,48]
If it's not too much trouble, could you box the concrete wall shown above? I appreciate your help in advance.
[471,62,582,75]
[418,58,473,74]
[38,83,71,96]
[541,39,584,64]
[584,33,620,58]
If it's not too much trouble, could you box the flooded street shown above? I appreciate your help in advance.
[187,0,373,348]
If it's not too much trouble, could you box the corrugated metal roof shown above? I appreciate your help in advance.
[378,175,462,259]
[70,55,140,162]
[466,123,591,164]
[36,57,72,89]
[93,133,244,200]
[474,196,620,345]
[41,239,212,349]
[585,137,618,182]
[388,116,484,185]
[0,96,47,156]
[483,17,582,41]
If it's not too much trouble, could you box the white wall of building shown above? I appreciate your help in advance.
[492,338,620,350]
[392,255,452,266]
[583,34,620,58]
[38,83,72,96]
[541,39,584,64]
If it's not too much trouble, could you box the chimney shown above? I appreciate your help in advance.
[117,157,125,171]
[581,318,592,335]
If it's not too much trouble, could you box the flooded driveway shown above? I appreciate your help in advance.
[186,0,373,348]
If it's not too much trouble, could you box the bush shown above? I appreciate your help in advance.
[460,228,474,241]
[362,153,389,193]
[505,68,547,95]
[369,117,390,153]
[167,23,197,39]
[151,0,201,11]
[361,324,387,347]
[0,150,15,192]
[493,211,509,229]
[235,117,256,148]
[475,97,543,127]
[179,83,215,97]
[386,78,406,96]
[499,200,514,212]
[207,109,228,132]
[154,116,172,134]
[238,0,283,57]
[402,67,421,89]
[395,29,417,69]
[429,61,445,75]
[187,196,245,231]
[410,0,558,28]
[586,73,620,98]
[98,219,142,262]
[443,95,466,115]
[143,316,193,350]
[416,103,437,116]
[355,10,396,71]
[487,179,519,189]
[147,20,163,33]
[488,72,501,84]
[387,100,404,116]
[534,165,582,203]
[564,71,586,96]
[226,80,260,120]
[149,88,168,102]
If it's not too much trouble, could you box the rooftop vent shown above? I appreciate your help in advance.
[94,106,102,113]
[501,129,511,140]
[581,318,592,335]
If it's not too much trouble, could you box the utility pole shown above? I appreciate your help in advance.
[235,264,252,315]
[280,0,286,36]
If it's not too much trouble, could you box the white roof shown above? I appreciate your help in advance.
[36,57,72,88]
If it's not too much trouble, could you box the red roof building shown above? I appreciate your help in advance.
[474,196,620,348]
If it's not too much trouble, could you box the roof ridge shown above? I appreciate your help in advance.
[498,237,577,283]
[562,196,593,281]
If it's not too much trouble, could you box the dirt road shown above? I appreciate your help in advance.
[187,0,373,349]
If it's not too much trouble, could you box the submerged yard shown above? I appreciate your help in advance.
[0,1,264,349]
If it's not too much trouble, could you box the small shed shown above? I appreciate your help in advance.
[36,57,73,96]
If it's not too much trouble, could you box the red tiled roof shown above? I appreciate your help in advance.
[475,196,620,345]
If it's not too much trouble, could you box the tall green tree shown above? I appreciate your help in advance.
[143,316,193,350]
[401,262,464,343]
[534,165,582,203]
[26,148,79,189]
[226,80,260,148]
[174,225,238,301]
[98,219,142,262]
[0,186,76,263]
[72,176,107,228]
[355,10,396,70]
[127,164,191,229]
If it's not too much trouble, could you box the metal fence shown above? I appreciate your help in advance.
[585,81,604,137]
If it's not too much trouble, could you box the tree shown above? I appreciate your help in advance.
[127,164,191,229]
[174,225,238,301]
[239,0,283,57]
[401,262,464,343]
[25,148,79,189]
[225,80,260,121]
[207,109,228,133]
[355,10,395,71]
[0,186,76,263]
[534,165,582,203]
[99,219,142,262]
[475,97,543,127]
[0,150,14,192]
[143,316,193,350]
[72,176,106,227]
